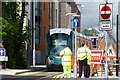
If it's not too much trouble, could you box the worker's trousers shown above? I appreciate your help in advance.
[63,65,71,78]
[78,58,88,77]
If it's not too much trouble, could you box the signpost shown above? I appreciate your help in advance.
[72,16,80,78]
[99,2,113,78]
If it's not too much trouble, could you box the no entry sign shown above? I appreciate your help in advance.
[100,5,111,19]
[99,3,112,21]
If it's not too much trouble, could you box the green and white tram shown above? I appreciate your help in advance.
[46,28,73,70]
[46,28,92,70]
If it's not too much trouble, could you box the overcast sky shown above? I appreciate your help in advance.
[74,0,119,31]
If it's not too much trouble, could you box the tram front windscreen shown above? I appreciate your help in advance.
[50,33,69,56]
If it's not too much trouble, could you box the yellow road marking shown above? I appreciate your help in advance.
[52,75,57,80]
[52,76,56,79]
[52,74,62,80]
[56,74,62,78]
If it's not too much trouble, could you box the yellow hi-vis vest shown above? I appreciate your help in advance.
[87,56,91,65]
[86,48,91,65]
[60,47,72,66]
[77,47,88,60]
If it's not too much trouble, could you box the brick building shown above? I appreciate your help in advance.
[26,1,80,66]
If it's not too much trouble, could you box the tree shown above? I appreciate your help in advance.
[81,29,97,36]
[1,2,28,68]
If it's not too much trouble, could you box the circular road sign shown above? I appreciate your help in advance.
[100,5,111,19]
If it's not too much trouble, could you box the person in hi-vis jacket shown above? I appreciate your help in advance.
[77,43,91,78]
[60,45,72,78]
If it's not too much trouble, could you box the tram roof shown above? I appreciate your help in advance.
[49,28,72,35]
[49,28,91,40]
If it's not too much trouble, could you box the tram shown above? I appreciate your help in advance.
[46,28,93,70]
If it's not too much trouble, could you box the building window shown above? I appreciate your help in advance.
[56,9,57,27]
[34,2,41,44]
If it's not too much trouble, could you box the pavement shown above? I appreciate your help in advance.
[0,65,46,75]
[0,69,31,75]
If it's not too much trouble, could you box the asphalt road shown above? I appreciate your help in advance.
[1,69,62,80]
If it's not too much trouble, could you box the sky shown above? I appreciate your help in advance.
[74,0,119,31]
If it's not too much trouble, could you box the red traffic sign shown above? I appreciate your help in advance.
[99,3,113,31]
[91,50,103,63]
[100,5,111,19]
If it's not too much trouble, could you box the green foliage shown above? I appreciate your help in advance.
[81,29,97,36]
[1,2,28,68]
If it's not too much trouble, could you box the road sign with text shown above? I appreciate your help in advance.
[100,20,112,30]
[91,50,103,63]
